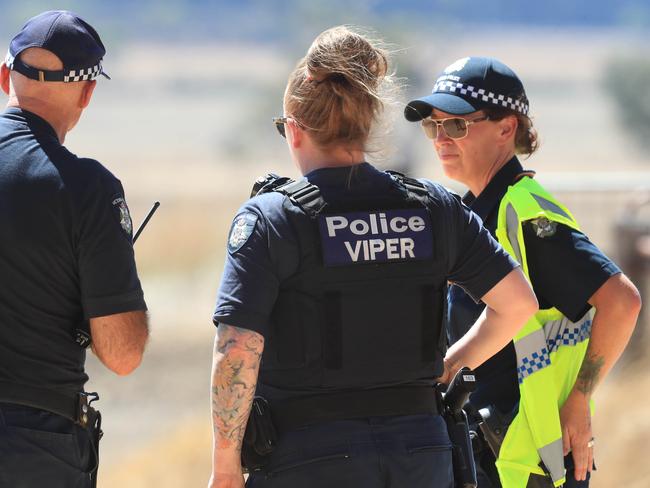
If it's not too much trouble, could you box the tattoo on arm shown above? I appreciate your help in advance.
[210,324,264,451]
[575,353,605,396]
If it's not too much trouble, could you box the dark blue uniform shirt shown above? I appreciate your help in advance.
[214,162,519,401]
[0,108,147,397]
[447,157,621,412]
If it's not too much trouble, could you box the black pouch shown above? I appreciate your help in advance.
[241,397,277,473]
[87,408,102,488]
[76,392,103,488]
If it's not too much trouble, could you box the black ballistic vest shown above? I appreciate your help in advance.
[257,173,448,391]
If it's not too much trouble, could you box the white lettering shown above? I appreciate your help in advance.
[350,219,370,235]
[379,213,388,233]
[369,239,385,260]
[362,240,369,260]
[386,238,399,259]
[344,241,363,261]
[401,238,415,258]
[326,216,348,237]
[390,216,408,233]
[325,212,427,238]
[369,213,378,234]
[409,216,426,232]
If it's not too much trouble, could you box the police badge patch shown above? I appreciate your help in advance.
[227,212,258,254]
[112,196,133,237]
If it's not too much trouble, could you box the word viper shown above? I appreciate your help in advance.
[318,209,433,266]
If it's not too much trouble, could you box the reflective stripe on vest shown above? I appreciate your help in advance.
[494,176,593,488]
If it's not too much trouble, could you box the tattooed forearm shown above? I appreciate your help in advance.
[211,324,264,451]
[575,353,605,396]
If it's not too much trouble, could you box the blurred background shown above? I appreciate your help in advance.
[0,0,649,486]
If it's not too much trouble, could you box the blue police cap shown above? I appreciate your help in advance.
[4,10,110,83]
[404,57,528,121]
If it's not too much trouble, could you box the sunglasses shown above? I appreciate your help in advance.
[272,116,289,138]
[421,115,490,140]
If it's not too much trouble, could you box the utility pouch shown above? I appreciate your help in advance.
[241,397,277,473]
[87,407,102,488]
[78,392,103,488]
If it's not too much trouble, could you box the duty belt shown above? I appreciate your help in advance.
[0,380,99,428]
[271,385,440,433]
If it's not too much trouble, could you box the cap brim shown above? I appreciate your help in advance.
[404,93,481,121]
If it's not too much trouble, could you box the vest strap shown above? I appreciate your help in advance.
[275,179,328,218]
[386,171,431,207]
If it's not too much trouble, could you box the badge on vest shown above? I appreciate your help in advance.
[318,209,433,266]
[228,212,258,254]
[531,217,557,238]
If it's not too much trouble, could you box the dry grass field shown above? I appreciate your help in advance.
[67,28,650,487]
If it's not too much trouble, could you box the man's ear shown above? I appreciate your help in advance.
[1,64,11,95]
[287,118,302,149]
[79,80,96,109]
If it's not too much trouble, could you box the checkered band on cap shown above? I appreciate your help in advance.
[433,80,529,115]
[5,50,103,82]
[62,63,103,82]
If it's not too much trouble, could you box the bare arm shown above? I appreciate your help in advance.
[442,268,538,383]
[560,273,641,481]
[209,324,264,488]
[89,310,148,376]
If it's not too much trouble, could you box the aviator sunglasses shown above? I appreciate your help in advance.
[421,115,490,140]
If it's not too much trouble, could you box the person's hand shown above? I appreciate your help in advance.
[207,472,245,488]
[559,390,594,482]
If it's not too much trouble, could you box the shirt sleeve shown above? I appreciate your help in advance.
[76,161,146,319]
[434,185,519,302]
[213,195,299,336]
[523,222,621,321]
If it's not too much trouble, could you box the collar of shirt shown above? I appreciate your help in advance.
[462,156,525,229]
[3,107,59,142]
[304,162,394,198]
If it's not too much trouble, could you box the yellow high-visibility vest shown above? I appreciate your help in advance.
[494,176,593,488]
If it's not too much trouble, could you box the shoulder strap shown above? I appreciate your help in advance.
[250,173,295,198]
[385,170,431,207]
[274,179,328,218]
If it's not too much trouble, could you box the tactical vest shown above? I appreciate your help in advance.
[255,173,448,391]
[494,176,594,488]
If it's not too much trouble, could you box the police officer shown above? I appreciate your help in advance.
[405,57,642,488]
[209,28,539,488]
[0,11,149,488]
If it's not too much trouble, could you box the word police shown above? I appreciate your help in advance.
[318,209,433,266]
[325,213,427,237]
